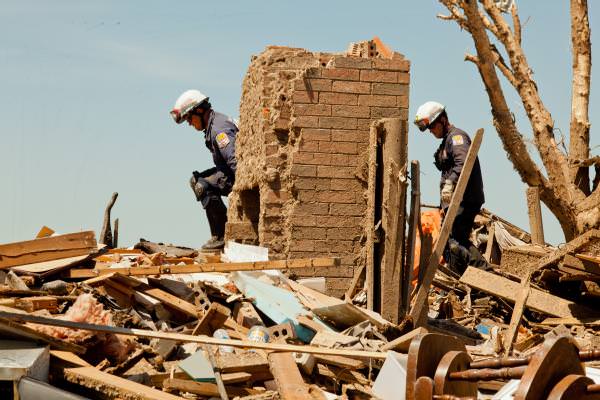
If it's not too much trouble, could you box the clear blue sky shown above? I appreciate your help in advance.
[1,1,598,247]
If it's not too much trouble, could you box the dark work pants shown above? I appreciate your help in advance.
[191,168,234,238]
[444,203,488,273]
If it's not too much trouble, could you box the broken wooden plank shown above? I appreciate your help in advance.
[268,339,312,400]
[460,267,598,318]
[0,317,86,354]
[64,366,185,400]
[11,254,91,277]
[313,354,365,370]
[109,274,200,318]
[410,128,484,326]
[403,160,420,316]
[381,327,428,352]
[0,231,97,269]
[379,118,408,324]
[503,272,532,355]
[0,311,388,360]
[162,378,257,397]
[526,187,545,246]
[66,257,340,278]
[365,122,379,310]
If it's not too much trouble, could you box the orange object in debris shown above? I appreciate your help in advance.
[411,210,442,288]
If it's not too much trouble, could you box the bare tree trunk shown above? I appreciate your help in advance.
[569,0,592,195]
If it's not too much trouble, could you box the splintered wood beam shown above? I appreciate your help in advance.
[410,128,484,326]
[0,231,97,269]
[64,367,185,400]
[0,311,387,360]
[460,267,598,318]
[66,257,340,278]
[526,187,545,245]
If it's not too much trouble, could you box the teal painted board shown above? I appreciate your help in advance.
[179,350,215,382]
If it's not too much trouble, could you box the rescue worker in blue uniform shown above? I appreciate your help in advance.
[414,101,489,273]
[170,89,238,250]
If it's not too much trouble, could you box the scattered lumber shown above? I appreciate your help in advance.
[460,267,599,318]
[0,231,97,269]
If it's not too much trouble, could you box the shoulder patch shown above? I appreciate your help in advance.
[451,135,464,146]
[216,132,230,149]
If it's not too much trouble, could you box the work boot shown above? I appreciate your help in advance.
[203,198,228,250]
[202,236,225,250]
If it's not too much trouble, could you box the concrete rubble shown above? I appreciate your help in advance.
[2,40,600,400]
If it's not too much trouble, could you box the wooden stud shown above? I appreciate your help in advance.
[526,187,545,246]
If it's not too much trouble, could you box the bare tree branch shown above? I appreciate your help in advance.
[510,2,522,46]
[569,0,592,195]
[480,0,572,200]
[571,156,600,168]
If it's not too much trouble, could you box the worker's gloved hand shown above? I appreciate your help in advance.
[192,170,201,180]
[441,179,454,204]
[190,175,204,201]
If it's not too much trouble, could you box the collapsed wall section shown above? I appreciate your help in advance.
[226,43,410,297]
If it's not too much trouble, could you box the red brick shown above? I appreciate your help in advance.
[299,139,319,152]
[372,58,410,72]
[397,95,409,107]
[301,128,331,141]
[264,190,291,204]
[292,91,318,104]
[313,240,356,253]
[290,215,317,227]
[358,94,397,107]
[329,203,365,216]
[332,105,370,118]
[327,227,362,240]
[292,240,316,252]
[294,265,355,278]
[297,190,317,202]
[328,142,357,154]
[321,68,360,81]
[294,177,330,190]
[356,119,373,130]
[332,56,373,69]
[371,107,402,118]
[292,226,327,240]
[331,129,364,142]
[317,166,355,179]
[360,70,397,83]
[319,92,358,105]
[302,78,332,92]
[293,152,314,164]
[332,81,371,94]
[330,178,363,191]
[372,83,408,96]
[315,190,356,203]
[312,153,349,166]
[294,104,331,116]
[291,164,316,177]
[397,72,410,84]
[292,116,319,128]
[317,216,362,228]
[294,202,329,216]
[319,116,357,129]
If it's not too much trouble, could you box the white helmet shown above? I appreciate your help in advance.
[414,101,446,132]
[170,89,209,124]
